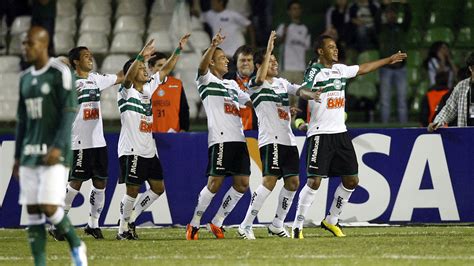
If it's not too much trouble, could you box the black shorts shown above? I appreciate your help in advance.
[69,147,108,181]
[206,142,251,177]
[119,155,164,186]
[306,132,358,178]
[260,143,299,179]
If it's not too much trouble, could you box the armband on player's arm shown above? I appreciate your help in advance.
[124,39,157,88]
[159,33,190,82]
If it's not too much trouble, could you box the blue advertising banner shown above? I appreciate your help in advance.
[0,128,472,228]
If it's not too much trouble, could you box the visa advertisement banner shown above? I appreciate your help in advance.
[0,128,472,228]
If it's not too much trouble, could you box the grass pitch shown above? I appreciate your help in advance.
[1,226,473,265]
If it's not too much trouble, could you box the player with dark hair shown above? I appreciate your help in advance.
[47,46,124,240]
[12,26,87,265]
[291,35,406,238]
[116,34,190,240]
[186,29,253,240]
[238,31,320,239]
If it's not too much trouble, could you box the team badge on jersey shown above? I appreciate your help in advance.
[158,89,165,97]
[89,89,99,101]
[142,97,152,116]
[77,81,84,90]
[41,83,51,95]
[334,79,342,90]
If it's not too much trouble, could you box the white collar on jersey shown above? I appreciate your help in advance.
[30,58,53,76]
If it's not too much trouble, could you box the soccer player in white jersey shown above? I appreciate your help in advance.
[291,35,407,238]
[186,29,253,240]
[116,34,190,240]
[48,47,124,241]
[238,31,320,240]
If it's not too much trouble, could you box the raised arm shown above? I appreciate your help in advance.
[114,70,125,85]
[198,29,225,76]
[297,87,322,102]
[357,51,407,75]
[123,39,156,88]
[255,30,276,84]
[158,33,191,82]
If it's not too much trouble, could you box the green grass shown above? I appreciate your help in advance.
[1,226,473,265]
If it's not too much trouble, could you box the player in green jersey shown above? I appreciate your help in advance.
[12,26,87,266]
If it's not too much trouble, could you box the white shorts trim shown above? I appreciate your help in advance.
[19,165,69,205]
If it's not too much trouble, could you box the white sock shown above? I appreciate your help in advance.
[88,187,105,228]
[27,213,46,225]
[240,185,271,228]
[212,187,244,227]
[64,184,79,214]
[292,185,318,229]
[272,187,296,228]
[119,194,135,234]
[190,186,215,227]
[47,208,64,225]
[130,189,160,223]
[326,183,354,225]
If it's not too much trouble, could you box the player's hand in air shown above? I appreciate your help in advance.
[178,33,191,50]
[140,39,157,61]
[211,28,225,47]
[267,30,277,53]
[389,51,408,64]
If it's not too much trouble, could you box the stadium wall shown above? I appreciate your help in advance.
[0,128,472,228]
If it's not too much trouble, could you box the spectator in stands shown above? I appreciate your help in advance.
[31,0,56,56]
[250,0,274,47]
[419,72,450,127]
[149,52,190,133]
[201,0,256,58]
[347,0,380,52]
[227,0,251,17]
[428,52,474,131]
[223,45,258,130]
[324,0,350,62]
[325,0,350,45]
[275,0,311,85]
[431,66,472,128]
[0,0,29,49]
[424,41,457,89]
[377,1,411,123]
